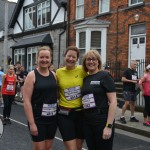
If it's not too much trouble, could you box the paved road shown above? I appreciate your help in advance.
[0,103,149,150]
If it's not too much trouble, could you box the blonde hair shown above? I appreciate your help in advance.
[82,50,102,72]
[7,65,15,74]
[37,46,52,57]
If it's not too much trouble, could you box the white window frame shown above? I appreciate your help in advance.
[76,0,84,19]
[99,0,110,14]
[129,0,143,6]
[24,6,35,30]
[76,28,107,64]
[27,47,38,71]
[14,48,25,66]
[37,0,50,27]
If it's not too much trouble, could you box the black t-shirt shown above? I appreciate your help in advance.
[81,71,116,124]
[122,68,138,92]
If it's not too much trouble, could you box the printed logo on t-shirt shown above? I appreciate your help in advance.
[90,81,100,85]
[64,86,81,100]
[132,75,137,80]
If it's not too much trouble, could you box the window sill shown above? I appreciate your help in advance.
[96,12,111,18]
[126,2,145,11]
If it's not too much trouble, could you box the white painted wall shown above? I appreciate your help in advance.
[13,0,65,34]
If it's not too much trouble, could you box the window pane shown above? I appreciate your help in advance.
[131,0,143,4]
[140,37,145,44]
[79,32,85,48]
[76,0,84,19]
[79,49,85,64]
[132,38,138,44]
[91,31,101,47]
[131,24,146,35]
[77,0,84,5]
[99,0,110,13]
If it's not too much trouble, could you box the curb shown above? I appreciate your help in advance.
[115,122,150,138]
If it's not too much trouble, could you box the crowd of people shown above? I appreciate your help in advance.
[0,45,149,150]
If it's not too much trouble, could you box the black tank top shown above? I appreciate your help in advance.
[31,69,58,124]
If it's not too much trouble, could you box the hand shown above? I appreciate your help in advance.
[102,127,112,140]
[29,123,38,136]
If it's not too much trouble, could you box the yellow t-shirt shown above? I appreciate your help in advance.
[56,66,87,108]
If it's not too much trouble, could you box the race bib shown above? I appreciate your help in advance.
[82,94,96,109]
[64,86,81,100]
[132,75,137,80]
[41,103,57,117]
[6,85,14,91]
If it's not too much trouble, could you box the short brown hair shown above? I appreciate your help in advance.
[82,50,102,72]
[64,46,79,59]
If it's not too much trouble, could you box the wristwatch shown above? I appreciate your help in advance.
[106,123,113,128]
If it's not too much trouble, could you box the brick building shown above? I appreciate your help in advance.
[67,0,150,78]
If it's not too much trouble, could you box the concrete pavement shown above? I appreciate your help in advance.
[115,107,150,138]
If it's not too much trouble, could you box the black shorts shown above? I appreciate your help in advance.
[28,122,57,142]
[123,91,136,101]
[57,110,84,141]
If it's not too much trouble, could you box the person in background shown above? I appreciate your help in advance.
[23,46,58,150]
[18,66,28,100]
[104,65,111,73]
[56,46,87,150]
[139,64,150,127]
[0,67,5,107]
[49,63,55,72]
[59,64,64,68]
[33,63,38,70]
[120,60,139,124]
[81,50,117,150]
[14,61,21,98]
[1,65,16,125]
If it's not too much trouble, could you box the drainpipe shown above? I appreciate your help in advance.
[67,0,70,46]
[116,0,119,80]
[58,4,67,68]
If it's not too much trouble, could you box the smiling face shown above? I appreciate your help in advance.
[85,53,99,74]
[37,49,51,69]
[64,50,78,69]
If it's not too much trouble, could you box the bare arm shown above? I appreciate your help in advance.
[103,92,117,140]
[139,76,146,94]
[23,71,38,136]
[122,77,137,84]
[1,74,6,95]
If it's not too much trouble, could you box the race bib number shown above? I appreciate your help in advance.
[64,86,81,100]
[6,85,14,91]
[132,75,137,80]
[41,103,57,117]
[82,94,96,109]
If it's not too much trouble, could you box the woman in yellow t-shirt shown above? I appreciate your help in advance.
[56,46,87,150]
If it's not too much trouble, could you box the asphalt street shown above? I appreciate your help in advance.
[0,103,149,150]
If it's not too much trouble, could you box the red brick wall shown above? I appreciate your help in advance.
[68,0,150,68]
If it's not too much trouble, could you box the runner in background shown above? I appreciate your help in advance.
[1,65,16,125]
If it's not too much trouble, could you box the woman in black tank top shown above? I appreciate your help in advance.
[23,46,58,150]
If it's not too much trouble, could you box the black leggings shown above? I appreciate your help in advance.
[84,122,115,150]
[3,94,15,118]
[143,95,150,117]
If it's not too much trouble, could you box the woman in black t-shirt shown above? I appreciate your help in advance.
[81,50,117,150]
